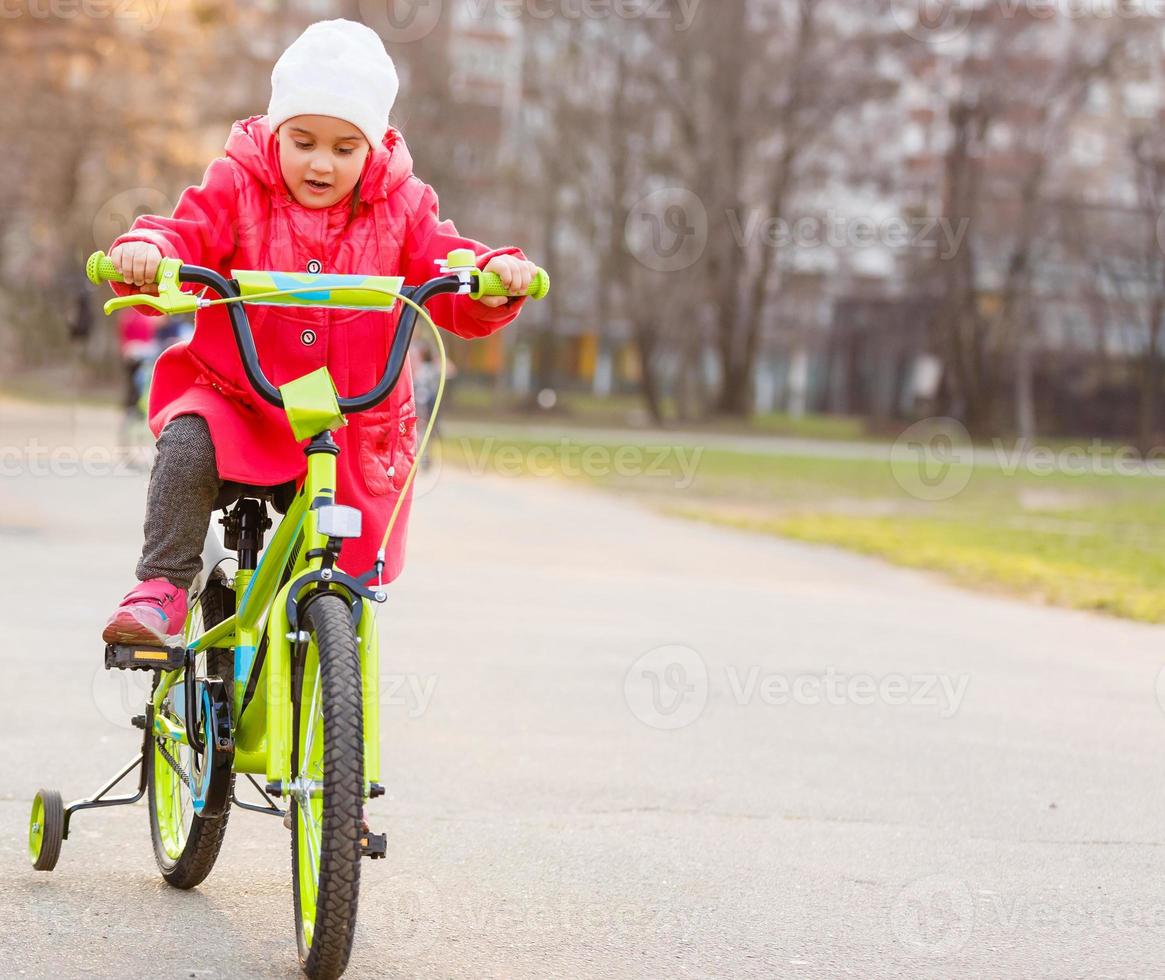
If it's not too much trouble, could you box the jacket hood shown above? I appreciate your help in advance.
[224,114,415,206]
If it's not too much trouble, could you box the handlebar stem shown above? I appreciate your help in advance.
[178,266,464,415]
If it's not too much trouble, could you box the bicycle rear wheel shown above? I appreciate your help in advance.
[147,576,235,888]
[290,593,365,980]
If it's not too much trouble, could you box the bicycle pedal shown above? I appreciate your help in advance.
[104,642,186,672]
[361,832,387,860]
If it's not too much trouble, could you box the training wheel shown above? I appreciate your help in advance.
[29,789,64,871]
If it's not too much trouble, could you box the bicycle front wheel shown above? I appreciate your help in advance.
[291,593,365,980]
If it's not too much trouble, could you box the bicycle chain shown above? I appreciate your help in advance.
[155,735,198,795]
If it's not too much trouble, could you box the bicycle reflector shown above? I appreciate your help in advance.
[316,505,363,540]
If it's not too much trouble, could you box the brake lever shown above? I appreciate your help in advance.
[101,257,200,317]
[103,292,199,316]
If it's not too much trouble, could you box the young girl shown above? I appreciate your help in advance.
[102,19,537,646]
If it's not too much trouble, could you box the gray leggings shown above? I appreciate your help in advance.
[138,415,220,588]
[137,414,292,589]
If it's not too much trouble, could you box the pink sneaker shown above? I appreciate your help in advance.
[102,578,189,646]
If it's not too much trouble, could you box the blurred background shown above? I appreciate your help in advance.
[8,0,1165,437]
[8,7,1165,975]
[5,0,1165,621]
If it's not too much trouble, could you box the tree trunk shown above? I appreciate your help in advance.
[633,318,665,426]
[1014,340,1036,441]
[1139,296,1164,452]
[709,0,750,419]
[534,192,562,395]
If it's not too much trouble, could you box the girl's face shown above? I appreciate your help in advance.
[277,115,371,209]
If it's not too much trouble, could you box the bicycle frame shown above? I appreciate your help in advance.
[150,438,381,792]
[138,266,466,801]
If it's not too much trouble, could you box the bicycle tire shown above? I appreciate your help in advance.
[290,593,365,980]
[147,576,236,888]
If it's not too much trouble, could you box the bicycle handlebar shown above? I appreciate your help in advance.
[473,268,550,301]
[87,251,549,415]
[86,251,123,285]
[87,250,551,301]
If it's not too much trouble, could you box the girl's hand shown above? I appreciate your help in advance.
[109,242,163,293]
[477,255,539,309]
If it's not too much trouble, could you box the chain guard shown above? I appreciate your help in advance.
[156,677,234,819]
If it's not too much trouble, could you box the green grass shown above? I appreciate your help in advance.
[444,381,869,440]
[442,432,1165,623]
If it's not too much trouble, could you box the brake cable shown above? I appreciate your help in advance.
[203,285,451,588]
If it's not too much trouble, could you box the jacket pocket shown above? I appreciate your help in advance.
[358,405,417,496]
[192,369,261,414]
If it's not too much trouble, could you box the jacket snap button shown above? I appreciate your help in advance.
[301,329,317,346]
[386,465,396,477]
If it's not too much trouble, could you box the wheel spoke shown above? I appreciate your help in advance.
[169,748,183,847]
[300,801,321,885]
[298,692,323,887]
[148,582,235,887]
[181,742,194,834]
[301,665,322,777]
[296,651,324,924]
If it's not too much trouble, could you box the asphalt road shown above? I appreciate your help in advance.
[3,399,1165,979]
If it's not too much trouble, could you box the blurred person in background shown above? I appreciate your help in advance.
[412,344,456,455]
[116,306,158,448]
[156,313,195,349]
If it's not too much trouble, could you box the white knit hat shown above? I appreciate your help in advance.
[268,20,399,148]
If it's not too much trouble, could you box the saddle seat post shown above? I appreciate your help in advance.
[220,498,273,572]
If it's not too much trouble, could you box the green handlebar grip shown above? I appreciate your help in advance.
[472,267,550,301]
[86,251,124,285]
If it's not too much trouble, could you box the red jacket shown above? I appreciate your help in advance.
[111,115,526,579]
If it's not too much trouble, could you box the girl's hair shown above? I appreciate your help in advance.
[348,177,363,224]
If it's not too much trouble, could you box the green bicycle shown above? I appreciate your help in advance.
[28,249,548,979]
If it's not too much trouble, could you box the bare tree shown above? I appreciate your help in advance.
[923,8,1132,435]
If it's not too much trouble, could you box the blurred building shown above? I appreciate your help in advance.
[779,7,1165,432]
